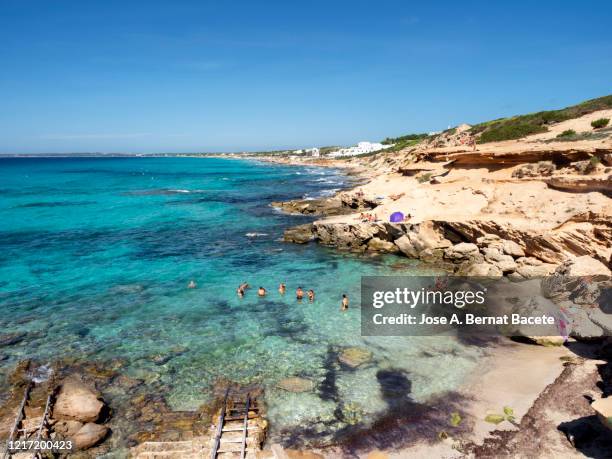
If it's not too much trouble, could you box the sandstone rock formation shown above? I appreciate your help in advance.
[283,224,314,244]
[73,422,109,450]
[53,377,106,423]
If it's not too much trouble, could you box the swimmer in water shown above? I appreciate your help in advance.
[341,294,349,311]
[296,287,304,300]
[258,286,267,296]
[237,286,244,297]
[187,280,197,289]
[279,283,286,295]
[307,289,315,302]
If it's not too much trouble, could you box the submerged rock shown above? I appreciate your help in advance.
[114,374,144,390]
[277,377,315,393]
[338,347,372,368]
[53,377,106,423]
[0,332,26,346]
[53,419,84,437]
[73,422,109,450]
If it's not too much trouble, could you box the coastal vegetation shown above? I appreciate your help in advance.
[591,117,610,129]
[380,132,429,153]
[557,129,577,138]
[472,94,612,143]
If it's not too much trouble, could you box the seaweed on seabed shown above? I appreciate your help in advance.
[335,389,471,456]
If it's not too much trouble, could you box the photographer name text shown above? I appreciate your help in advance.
[372,313,556,326]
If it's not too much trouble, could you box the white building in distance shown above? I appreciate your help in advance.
[293,147,320,157]
[327,141,392,158]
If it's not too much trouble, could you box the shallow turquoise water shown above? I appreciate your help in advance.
[0,157,485,446]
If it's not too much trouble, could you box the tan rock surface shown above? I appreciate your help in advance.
[53,377,106,423]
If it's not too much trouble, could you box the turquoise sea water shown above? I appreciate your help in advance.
[0,157,485,447]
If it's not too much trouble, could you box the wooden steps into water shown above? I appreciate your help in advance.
[2,379,54,459]
[210,391,265,459]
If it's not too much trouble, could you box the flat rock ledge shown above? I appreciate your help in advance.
[284,210,612,277]
[272,193,377,217]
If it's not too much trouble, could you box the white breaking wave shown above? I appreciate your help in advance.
[246,232,269,237]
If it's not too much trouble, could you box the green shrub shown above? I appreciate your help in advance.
[416,172,433,183]
[557,129,576,138]
[472,94,612,143]
[381,133,429,145]
[477,123,547,143]
[591,118,610,129]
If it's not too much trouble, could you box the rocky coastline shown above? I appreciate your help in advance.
[265,109,612,456]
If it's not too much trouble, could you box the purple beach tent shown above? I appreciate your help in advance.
[389,211,404,223]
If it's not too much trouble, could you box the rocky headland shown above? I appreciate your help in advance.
[266,106,612,456]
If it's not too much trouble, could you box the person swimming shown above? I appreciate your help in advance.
[307,289,315,302]
[258,286,267,296]
[278,283,286,294]
[296,287,304,300]
[187,280,197,289]
[341,294,349,311]
[237,286,245,297]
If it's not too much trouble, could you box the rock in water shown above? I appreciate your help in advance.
[367,237,399,253]
[53,377,106,423]
[53,419,83,437]
[283,224,314,244]
[277,377,315,393]
[338,347,372,368]
[73,422,109,450]
[592,397,612,432]
[0,332,26,346]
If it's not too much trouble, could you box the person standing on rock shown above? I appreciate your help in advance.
[341,294,349,311]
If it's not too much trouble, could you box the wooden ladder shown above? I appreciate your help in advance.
[1,380,54,459]
[210,391,261,459]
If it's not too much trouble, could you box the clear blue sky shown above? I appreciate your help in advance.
[1,0,611,153]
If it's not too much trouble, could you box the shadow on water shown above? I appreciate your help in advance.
[319,347,340,402]
[279,359,473,454]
